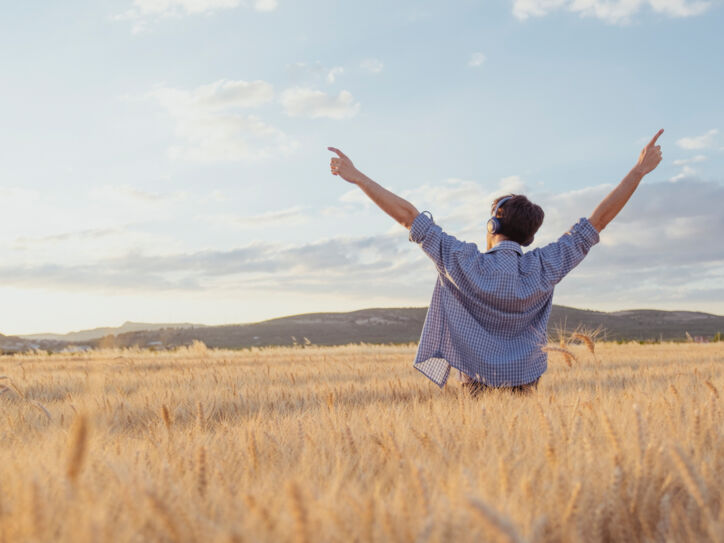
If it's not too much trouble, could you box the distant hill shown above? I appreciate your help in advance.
[21,321,206,343]
[84,306,724,350]
[0,332,69,354]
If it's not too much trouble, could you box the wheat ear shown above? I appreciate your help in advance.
[542,346,577,367]
[572,332,595,354]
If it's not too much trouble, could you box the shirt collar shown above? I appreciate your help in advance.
[485,240,523,255]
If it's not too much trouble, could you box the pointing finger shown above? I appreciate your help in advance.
[327,146,348,160]
[648,129,664,147]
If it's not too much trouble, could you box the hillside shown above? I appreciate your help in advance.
[0,332,69,354]
[22,321,205,342]
[86,305,724,350]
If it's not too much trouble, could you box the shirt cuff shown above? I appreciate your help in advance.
[576,217,601,247]
[409,211,434,243]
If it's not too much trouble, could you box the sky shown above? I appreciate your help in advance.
[1,0,723,335]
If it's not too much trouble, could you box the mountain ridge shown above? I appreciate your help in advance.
[86,305,724,349]
[5,305,722,353]
[21,321,206,342]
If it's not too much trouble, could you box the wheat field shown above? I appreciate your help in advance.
[1,340,722,542]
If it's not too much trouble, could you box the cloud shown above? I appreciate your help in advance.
[150,79,274,113]
[673,154,707,166]
[253,0,278,12]
[14,228,120,247]
[676,129,719,150]
[542,177,724,257]
[669,165,697,182]
[116,0,277,33]
[280,88,360,119]
[468,52,487,67]
[148,79,297,161]
[512,0,711,23]
[326,67,344,84]
[91,184,187,204]
[197,206,308,229]
[2,177,722,313]
[286,62,345,85]
[360,59,384,74]
[0,233,416,295]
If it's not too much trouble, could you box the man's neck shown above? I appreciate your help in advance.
[487,235,510,251]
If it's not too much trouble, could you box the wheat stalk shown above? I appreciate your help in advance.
[599,412,622,463]
[29,400,52,421]
[66,414,88,483]
[670,446,709,512]
[146,491,181,542]
[561,481,582,525]
[704,380,719,399]
[161,404,172,431]
[247,429,259,473]
[467,497,524,543]
[287,482,309,543]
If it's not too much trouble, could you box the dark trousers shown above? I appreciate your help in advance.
[462,377,540,398]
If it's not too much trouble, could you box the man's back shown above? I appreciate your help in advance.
[409,213,600,387]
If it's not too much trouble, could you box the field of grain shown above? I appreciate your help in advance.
[1,341,723,542]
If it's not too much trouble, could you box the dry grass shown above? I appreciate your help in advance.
[0,341,723,542]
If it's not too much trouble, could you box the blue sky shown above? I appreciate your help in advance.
[1,0,723,334]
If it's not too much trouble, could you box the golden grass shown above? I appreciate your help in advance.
[0,341,723,542]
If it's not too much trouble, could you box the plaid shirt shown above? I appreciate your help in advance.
[409,211,600,387]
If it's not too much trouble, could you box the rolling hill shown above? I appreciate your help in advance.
[22,321,205,343]
[79,305,724,350]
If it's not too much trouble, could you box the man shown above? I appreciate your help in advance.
[328,129,663,394]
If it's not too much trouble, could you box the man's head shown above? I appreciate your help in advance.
[486,194,544,250]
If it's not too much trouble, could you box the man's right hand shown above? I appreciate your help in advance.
[634,129,664,176]
[328,147,363,184]
[589,128,665,232]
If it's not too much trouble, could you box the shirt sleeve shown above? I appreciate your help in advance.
[409,211,480,282]
[537,217,600,286]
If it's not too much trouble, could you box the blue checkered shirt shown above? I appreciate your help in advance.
[409,212,600,387]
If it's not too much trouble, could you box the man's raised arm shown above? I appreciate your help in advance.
[328,147,419,228]
[588,129,664,232]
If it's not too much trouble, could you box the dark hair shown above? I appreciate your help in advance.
[491,194,544,247]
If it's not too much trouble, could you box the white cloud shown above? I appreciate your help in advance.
[676,129,719,150]
[253,0,278,12]
[150,79,274,113]
[148,79,297,161]
[399,176,529,237]
[90,184,187,205]
[468,52,487,67]
[198,206,308,229]
[286,62,345,85]
[129,0,240,16]
[116,0,276,33]
[512,0,711,23]
[669,165,697,182]
[360,59,384,74]
[326,67,344,84]
[339,188,372,206]
[673,154,707,166]
[167,113,295,162]
[280,88,360,120]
